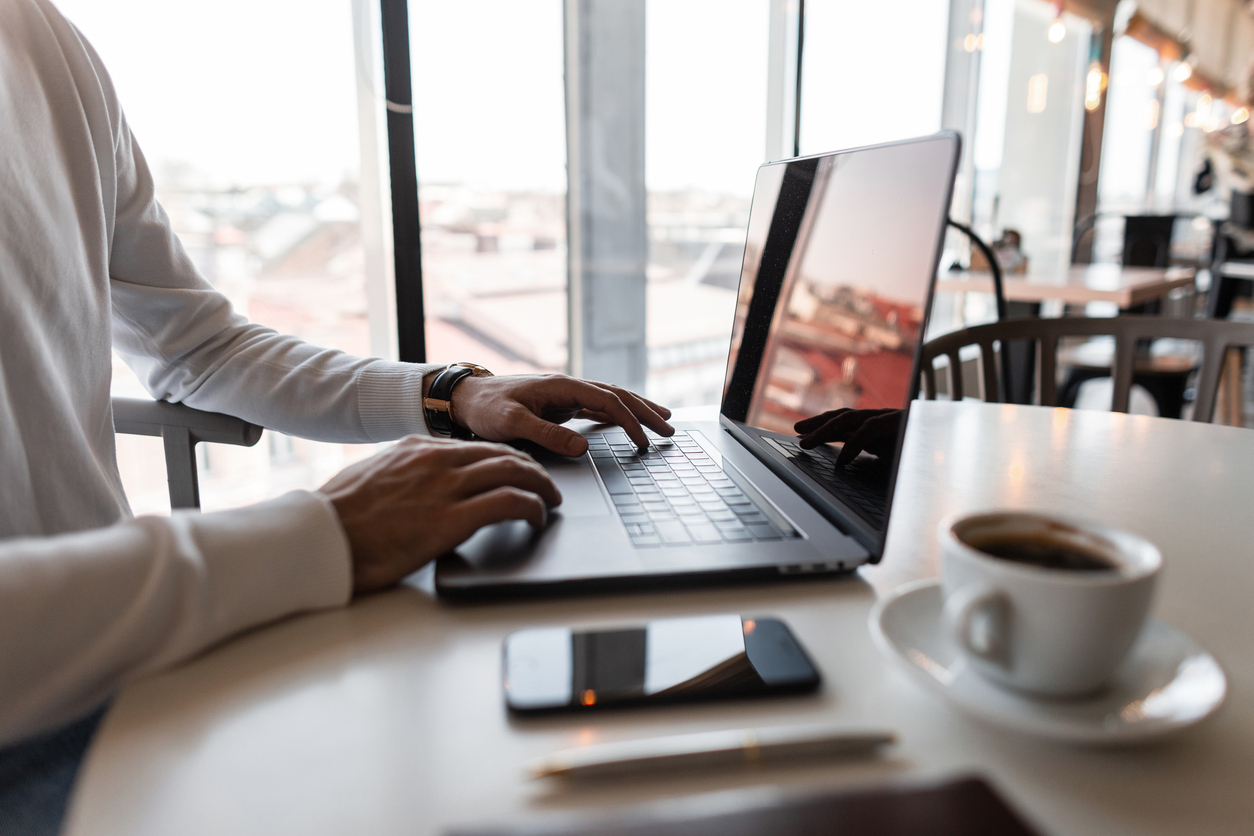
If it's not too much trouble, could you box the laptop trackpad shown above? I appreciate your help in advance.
[535,449,611,518]
[450,451,609,570]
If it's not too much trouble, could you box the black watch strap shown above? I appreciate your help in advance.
[424,363,491,437]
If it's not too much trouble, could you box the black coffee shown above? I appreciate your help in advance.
[973,537,1119,572]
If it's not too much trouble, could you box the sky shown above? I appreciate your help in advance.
[53,0,949,197]
[798,0,948,156]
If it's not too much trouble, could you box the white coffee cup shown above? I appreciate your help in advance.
[939,511,1162,698]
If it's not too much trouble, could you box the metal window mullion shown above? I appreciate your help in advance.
[563,0,648,390]
[379,0,426,363]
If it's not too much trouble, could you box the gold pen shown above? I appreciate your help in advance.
[528,724,896,781]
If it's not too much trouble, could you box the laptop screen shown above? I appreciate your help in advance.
[719,134,958,546]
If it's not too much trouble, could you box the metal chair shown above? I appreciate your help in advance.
[919,316,1254,423]
[112,398,263,509]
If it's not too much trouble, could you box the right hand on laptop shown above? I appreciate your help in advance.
[319,436,562,594]
[448,374,674,456]
[795,408,903,467]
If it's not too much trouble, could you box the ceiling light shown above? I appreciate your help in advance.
[1085,63,1103,111]
[1148,66,1165,87]
[1048,17,1066,43]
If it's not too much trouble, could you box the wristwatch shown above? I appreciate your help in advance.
[423,362,493,437]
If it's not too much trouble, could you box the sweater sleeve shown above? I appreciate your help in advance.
[89,34,437,442]
[0,491,352,746]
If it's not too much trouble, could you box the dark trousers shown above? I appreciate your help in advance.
[0,704,108,836]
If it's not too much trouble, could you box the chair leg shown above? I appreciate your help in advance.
[161,427,201,510]
[1216,349,1244,426]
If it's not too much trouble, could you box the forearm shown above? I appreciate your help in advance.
[112,279,440,442]
[107,103,439,443]
[0,492,351,746]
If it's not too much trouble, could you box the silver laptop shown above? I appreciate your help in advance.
[436,132,960,598]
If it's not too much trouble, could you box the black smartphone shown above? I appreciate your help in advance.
[503,614,819,713]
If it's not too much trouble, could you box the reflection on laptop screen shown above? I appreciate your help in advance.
[722,136,957,433]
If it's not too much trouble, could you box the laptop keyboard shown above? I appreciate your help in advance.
[588,431,793,548]
[767,437,890,527]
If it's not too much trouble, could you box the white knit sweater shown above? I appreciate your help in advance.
[0,0,438,745]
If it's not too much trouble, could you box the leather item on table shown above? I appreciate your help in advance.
[451,775,1045,836]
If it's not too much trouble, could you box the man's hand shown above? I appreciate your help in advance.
[319,436,561,594]
[794,408,903,467]
[448,374,673,456]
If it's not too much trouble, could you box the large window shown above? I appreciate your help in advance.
[644,0,769,407]
[60,0,383,514]
[65,0,965,517]
[798,0,949,155]
[968,0,1091,277]
[1094,34,1228,265]
[410,0,569,374]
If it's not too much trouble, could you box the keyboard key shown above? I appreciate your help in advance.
[642,501,670,511]
[707,510,737,522]
[735,511,767,523]
[620,513,649,524]
[647,507,677,519]
[679,514,707,525]
[655,521,692,545]
[723,530,753,543]
[686,524,723,544]
[713,518,745,530]
[748,522,784,540]
[630,534,662,547]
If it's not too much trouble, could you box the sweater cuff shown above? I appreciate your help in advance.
[193,491,353,641]
[357,361,443,442]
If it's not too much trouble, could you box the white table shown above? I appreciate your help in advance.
[935,265,1196,308]
[65,402,1254,836]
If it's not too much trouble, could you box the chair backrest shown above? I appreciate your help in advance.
[919,315,1254,422]
[112,398,263,509]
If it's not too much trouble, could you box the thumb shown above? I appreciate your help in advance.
[510,408,588,457]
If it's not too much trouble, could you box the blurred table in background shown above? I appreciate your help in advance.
[937,265,1195,310]
[935,265,1198,405]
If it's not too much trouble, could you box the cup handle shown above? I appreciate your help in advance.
[943,584,1009,663]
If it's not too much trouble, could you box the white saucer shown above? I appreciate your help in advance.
[869,579,1226,744]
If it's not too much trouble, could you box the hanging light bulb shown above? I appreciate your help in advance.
[1085,62,1104,111]
[1174,56,1194,82]
[1048,16,1066,43]
[1233,107,1250,125]
[1147,66,1165,87]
